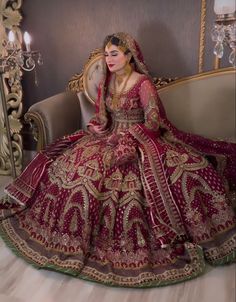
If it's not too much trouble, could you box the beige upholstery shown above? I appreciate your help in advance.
[25,67,235,151]
[25,91,82,150]
[158,69,236,141]
[77,92,95,130]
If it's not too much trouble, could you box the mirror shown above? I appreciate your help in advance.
[0,0,23,177]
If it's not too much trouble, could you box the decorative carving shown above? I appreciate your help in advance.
[24,111,47,151]
[153,77,177,89]
[0,0,23,176]
[68,48,176,104]
[68,48,104,101]
[198,0,206,73]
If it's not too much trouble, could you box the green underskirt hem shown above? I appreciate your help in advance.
[1,223,234,288]
[207,251,236,267]
[0,224,206,288]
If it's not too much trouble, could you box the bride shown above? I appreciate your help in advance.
[0,32,235,288]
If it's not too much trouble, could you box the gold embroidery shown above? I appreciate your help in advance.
[137,225,146,247]
[97,200,116,240]
[77,159,102,182]
[181,172,235,240]
[129,128,185,235]
[81,145,100,160]
[102,148,114,168]
[166,150,208,184]
[104,169,123,191]
[122,171,142,192]
[144,97,160,130]
[70,212,79,233]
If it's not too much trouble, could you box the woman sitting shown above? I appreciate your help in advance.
[0,32,235,288]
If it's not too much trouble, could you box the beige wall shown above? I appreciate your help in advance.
[21,0,230,110]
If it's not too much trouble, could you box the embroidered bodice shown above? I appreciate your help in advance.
[105,76,159,134]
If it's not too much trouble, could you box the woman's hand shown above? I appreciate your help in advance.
[88,125,107,136]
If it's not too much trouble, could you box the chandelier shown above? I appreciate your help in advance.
[211,0,236,67]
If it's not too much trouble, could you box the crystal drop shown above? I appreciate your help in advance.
[217,27,225,42]
[214,42,224,58]
[37,54,43,66]
[16,55,24,67]
[229,49,236,67]
[211,28,218,42]
[34,77,39,86]
[26,56,35,69]
[228,24,236,41]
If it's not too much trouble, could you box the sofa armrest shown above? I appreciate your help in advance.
[24,91,81,151]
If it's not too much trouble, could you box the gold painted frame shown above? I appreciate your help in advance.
[68,49,176,104]
[68,48,104,104]
[0,0,23,176]
[198,0,206,73]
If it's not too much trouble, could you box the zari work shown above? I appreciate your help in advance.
[0,32,235,288]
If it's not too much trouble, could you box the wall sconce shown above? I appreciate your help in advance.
[0,30,42,178]
[211,0,236,67]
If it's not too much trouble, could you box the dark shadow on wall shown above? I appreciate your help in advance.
[137,21,194,79]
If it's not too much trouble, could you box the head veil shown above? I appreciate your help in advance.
[97,32,150,127]
[96,33,236,189]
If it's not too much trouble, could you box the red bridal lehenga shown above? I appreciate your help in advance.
[0,33,236,288]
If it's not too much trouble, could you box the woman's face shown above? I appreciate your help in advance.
[104,44,128,73]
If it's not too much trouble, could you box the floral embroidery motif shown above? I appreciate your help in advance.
[166,150,207,184]
[0,67,235,288]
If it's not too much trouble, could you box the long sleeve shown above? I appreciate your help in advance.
[87,81,112,134]
[108,79,161,167]
[139,79,160,132]
[87,83,104,128]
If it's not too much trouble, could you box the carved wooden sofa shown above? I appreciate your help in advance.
[25,50,236,151]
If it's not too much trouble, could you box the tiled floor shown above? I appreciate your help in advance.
[0,172,235,302]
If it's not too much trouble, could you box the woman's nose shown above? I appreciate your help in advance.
[106,57,112,63]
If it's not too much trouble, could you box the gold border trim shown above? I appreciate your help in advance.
[157,67,235,92]
[198,0,206,73]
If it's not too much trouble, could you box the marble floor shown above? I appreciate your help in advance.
[0,175,235,302]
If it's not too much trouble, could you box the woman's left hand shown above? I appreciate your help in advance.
[88,124,107,136]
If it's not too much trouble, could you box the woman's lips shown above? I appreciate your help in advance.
[108,64,115,68]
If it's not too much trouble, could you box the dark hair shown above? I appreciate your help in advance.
[103,35,130,55]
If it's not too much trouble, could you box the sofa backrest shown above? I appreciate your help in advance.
[158,68,235,141]
[77,91,95,130]
[77,68,235,141]
[70,51,235,141]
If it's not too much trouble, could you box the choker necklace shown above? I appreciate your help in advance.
[112,70,132,110]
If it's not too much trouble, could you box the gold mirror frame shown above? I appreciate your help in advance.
[0,0,23,176]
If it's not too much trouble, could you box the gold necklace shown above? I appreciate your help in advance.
[112,71,132,110]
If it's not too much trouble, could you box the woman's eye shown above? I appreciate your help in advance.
[104,53,118,57]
